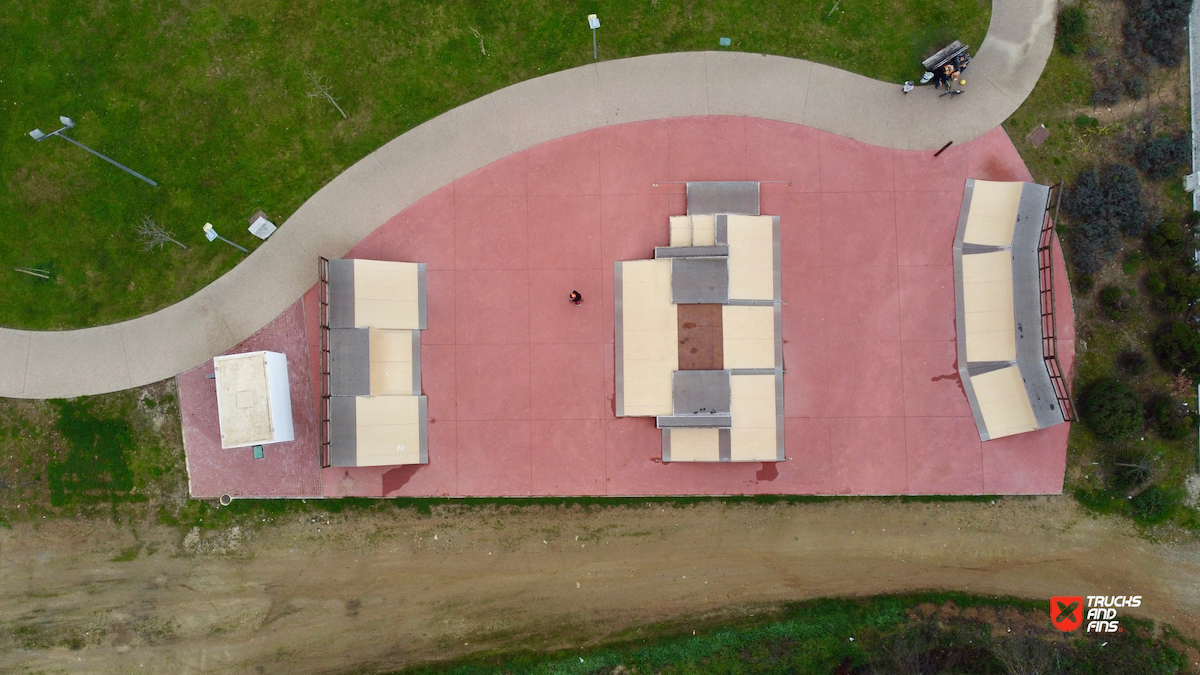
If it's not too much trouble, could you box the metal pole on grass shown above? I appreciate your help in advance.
[203,223,249,253]
[28,117,158,186]
[588,14,600,60]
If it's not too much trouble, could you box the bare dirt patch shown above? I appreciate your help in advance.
[1,497,1198,674]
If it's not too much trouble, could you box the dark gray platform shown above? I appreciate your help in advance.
[686,182,760,215]
[671,258,729,303]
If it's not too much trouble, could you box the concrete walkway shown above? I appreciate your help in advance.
[0,0,1056,399]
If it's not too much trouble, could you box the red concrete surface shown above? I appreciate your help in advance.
[178,299,322,498]
[178,117,1076,498]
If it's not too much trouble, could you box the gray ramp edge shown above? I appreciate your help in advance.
[412,330,422,396]
[329,328,370,396]
[953,180,993,440]
[1013,183,1067,429]
[418,396,429,464]
[613,262,625,417]
[656,414,733,428]
[654,245,729,259]
[719,429,732,462]
[687,182,760,215]
[327,259,356,329]
[662,428,672,462]
[328,396,358,467]
[417,263,428,329]
[772,215,785,461]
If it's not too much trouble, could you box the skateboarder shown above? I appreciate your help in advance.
[569,290,583,305]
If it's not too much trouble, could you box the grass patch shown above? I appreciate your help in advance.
[0,381,186,525]
[390,592,1190,674]
[2,0,988,330]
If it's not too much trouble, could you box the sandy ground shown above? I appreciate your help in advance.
[2,498,1199,674]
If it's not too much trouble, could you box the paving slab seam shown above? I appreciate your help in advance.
[2,0,1055,399]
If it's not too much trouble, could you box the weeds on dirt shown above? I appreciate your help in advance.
[1005,0,1200,532]
[391,593,1190,675]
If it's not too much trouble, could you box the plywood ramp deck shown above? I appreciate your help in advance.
[353,260,424,330]
[971,366,1038,438]
[962,180,1023,246]
[726,215,775,300]
[962,250,1017,363]
[618,260,679,416]
[354,396,425,466]
[730,374,778,461]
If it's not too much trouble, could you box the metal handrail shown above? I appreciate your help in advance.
[1037,184,1076,422]
[318,257,332,467]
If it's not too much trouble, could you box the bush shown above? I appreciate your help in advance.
[1135,133,1190,180]
[1074,272,1096,294]
[1124,0,1190,67]
[1102,164,1147,236]
[1153,321,1200,373]
[1145,270,1167,295]
[1090,61,1123,106]
[1123,74,1148,99]
[1081,379,1145,440]
[1063,165,1148,273]
[1117,349,1149,375]
[1145,220,1188,259]
[1058,5,1088,56]
[1098,285,1131,320]
[1151,395,1196,439]
[1131,485,1177,524]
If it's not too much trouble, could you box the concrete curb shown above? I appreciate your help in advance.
[0,0,1056,399]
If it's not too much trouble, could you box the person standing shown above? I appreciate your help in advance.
[569,290,583,306]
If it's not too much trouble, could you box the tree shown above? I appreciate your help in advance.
[1153,321,1200,373]
[1081,379,1144,441]
[305,70,347,119]
[1123,0,1190,67]
[133,215,187,251]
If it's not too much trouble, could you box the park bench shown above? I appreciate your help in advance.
[922,40,970,73]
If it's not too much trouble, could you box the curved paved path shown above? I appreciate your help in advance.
[0,0,1055,399]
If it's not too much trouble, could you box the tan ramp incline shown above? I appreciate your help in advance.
[726,215,776,301]
[367,329,417,396]
[722,305,775,369]
[729,373,778,461]
[970,365,1038,438]
[353,260,424,330]
[961,181,1023,246]
[961,250,1016,363]
[665,427,721,462]
[616,260,678,417]
[351,395,425,466]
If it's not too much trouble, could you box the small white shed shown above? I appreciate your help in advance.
[213,351,295,449]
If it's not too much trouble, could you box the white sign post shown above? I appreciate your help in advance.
[588,14,600,60]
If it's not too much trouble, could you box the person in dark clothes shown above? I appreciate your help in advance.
[569,290,583,305]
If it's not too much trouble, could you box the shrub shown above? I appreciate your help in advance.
[1124,0,1190,67]
[1151,395,1196,439]
[1074,272,1095,294]
[1098,285,1131,320]
[1123,74,1148,99]
[1063,167,1105,222]
[1117,349,1148,375]
[1153,321,1200,373]
[1070,222,1116,273]
[1058,5,1088,56]
[1130,486,1176,524]
[1090,61,1123,106]
[1101,164,1147,236]
[1145,270,1167,295]
[1081,379,1144,440]
[1145,220,1188,259]
[1135,133,1190,180]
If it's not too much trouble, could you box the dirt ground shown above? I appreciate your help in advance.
[1,498,1199,674]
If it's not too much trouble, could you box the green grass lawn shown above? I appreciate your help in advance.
[0,0,989,330]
